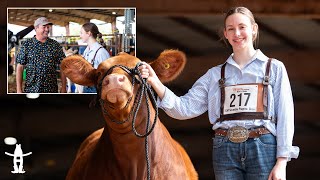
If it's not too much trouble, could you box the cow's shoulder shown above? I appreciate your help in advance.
[66,128,104,180]
[77,128,104,155]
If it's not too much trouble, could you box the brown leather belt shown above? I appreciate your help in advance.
[215,127,270,143]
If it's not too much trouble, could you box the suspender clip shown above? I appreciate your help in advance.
[263,76,270,85]
[219,78,225,88]
[270,116,277,123]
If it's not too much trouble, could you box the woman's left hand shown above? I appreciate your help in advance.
[268,157,287,180]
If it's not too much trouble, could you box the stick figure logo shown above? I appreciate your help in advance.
[5,144,32,174]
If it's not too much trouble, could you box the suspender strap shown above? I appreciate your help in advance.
[219,63,227,119]
[90,47,103,67]
[217,59,273,122]
[218,112,266,121]
[263,58,272,119]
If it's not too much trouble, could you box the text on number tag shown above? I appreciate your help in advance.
[224,84,259,115]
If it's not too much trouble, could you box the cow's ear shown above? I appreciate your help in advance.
[61,55,96,86]
[150,49,186,83]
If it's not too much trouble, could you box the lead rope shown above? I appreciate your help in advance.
[131,63,158,180]
[96,62,158,180]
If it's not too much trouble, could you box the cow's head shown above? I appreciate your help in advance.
[61,50,186,132]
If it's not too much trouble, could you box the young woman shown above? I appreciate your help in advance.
[79,22,110,93]
[139,7,299,180]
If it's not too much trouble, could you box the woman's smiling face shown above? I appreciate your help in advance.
[224,13,257,51]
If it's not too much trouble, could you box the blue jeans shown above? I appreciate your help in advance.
[83,86,97,93]
[212,134,277,180]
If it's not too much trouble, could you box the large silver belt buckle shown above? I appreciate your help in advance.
[227,126,249,143]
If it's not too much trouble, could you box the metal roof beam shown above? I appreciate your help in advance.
[137,24,200,56]
[169,16,222,44]
[256,19,306,50]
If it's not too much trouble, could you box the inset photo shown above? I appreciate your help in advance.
[7,8,136,94]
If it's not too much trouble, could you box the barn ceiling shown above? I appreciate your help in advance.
[8,8,125,27]
[136,15,320,57]
[2,0,320,180]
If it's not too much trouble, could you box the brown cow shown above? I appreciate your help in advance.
[61,50,198,180]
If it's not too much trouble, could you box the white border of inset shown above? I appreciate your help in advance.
[7,7,136,95]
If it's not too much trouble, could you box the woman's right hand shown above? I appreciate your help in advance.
[139,62,166,99]
[139,62,157,83]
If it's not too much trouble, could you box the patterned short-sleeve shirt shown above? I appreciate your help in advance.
[16,36,66,93]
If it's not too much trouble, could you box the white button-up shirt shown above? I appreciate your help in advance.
[83,42,110,69]
[158,49,299,160]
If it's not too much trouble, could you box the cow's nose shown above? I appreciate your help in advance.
[104,74,126,86]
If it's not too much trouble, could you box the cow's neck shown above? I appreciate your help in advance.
[106,105,155,153]
[100,104,186,179]
[102,104,158,177]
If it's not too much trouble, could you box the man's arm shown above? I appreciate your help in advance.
[60,70,67,93]
[16,64,24,93]
[55,43,67,93]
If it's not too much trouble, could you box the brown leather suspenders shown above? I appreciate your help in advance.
[217,58,272,122]
[263,58,272,119]
[90,47,103,67]
[218,64,227,121]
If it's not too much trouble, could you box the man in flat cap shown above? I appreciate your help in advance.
[16,17,67,93]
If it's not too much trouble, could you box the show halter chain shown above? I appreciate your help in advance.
[95,62,158,180]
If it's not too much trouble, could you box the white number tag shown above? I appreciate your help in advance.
[223,85,258,115]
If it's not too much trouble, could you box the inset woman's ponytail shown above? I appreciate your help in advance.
[82,23,100,39]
